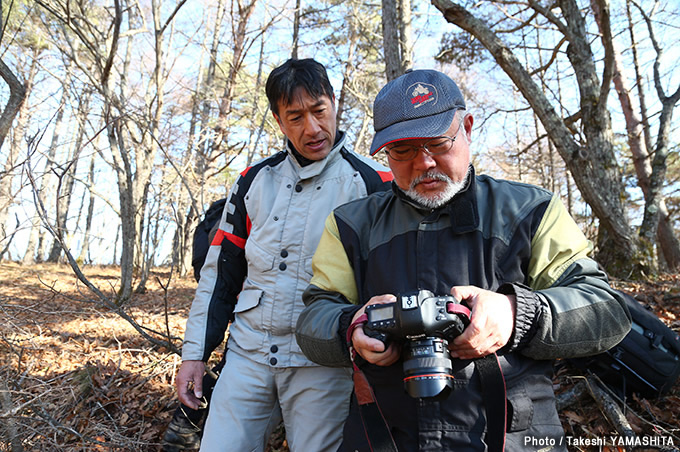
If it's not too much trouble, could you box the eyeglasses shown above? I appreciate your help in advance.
[384,120,464,162]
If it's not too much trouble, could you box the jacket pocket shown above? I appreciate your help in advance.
[245,238,275,273]
[235,289,263,313]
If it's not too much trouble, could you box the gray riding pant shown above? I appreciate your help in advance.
[199,349,353,452]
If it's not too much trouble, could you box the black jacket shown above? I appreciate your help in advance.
[296,168,631,451]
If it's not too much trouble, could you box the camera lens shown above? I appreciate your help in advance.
[402,337,454,400]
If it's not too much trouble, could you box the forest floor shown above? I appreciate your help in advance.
[0,262,678,451]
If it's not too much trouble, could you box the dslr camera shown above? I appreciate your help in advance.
[364,289,471,400]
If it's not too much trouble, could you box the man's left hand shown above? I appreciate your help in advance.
[448,286,516,360]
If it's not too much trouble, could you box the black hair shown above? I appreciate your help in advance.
[265,58,335,115]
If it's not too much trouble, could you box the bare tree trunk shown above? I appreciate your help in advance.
[291,0,301,59]
[1,55,37,262]
[431,0,642,278]
[381,0,413,81]
[629,2,680,271]
[196,0,226,203]
[381,0,402,81]
[592,0,680,271]
[20,219,40,264]
[0,59,26,153]
[337,2,359,127]
[245,35,267,166]
[77,152,97,264]
[211,0,258,157]
[45,62,78,263]
[134,0,168,294]
[398,0,413,73]
[172,63,203,277]
[174,0,228,277]
[134,0,190,293]
[104,1,134,302]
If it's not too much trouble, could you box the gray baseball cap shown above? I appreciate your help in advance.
[370,69,466,155]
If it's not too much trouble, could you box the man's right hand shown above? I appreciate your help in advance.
[350,294,401,366]
[176,360,206,410]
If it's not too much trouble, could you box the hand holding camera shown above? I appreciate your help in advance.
[448,285,516,360]
[350,287,515,399]
[363,289,472,400]
[349,294,402,367]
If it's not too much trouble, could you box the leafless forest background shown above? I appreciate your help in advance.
[1,0,680,450]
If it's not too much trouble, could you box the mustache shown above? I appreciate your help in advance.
[410,170,452,190]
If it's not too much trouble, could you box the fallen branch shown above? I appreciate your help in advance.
[556,378,588,411]
[582,375,637,446]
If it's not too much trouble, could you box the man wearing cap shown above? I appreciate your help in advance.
[295,69,631,451]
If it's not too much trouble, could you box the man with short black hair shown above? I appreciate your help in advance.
[174,58,392,452]
[295,69,631,451]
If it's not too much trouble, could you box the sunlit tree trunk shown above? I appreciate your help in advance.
[0,54,36,262]
[337,2,359,128]
[211,0,258,157]
[381,0,401,81]
[77,152,97,264]
[46,62,79,263]
[195,0,226,202]
[432,0,642,278]
[398,0,413,73]
[0,58,26,154]
[173,0,226,277]
[381,0,413,81]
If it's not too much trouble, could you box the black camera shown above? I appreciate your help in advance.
[364,289,471,400]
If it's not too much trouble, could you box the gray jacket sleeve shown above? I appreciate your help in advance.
[296,285,357,367]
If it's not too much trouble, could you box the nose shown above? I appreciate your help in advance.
[412,147,437,170]
[304,114,322,135]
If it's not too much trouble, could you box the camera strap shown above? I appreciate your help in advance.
[476,353,507,451]
[348,313,399,452]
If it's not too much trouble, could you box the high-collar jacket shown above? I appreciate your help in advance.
[182,132,392,367]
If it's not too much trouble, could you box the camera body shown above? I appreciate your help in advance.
[364,289,471,400]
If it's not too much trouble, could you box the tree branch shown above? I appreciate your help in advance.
[25,155,181,356]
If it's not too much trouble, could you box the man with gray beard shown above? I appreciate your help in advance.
[294,69,630,451]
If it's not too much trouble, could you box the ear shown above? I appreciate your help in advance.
[463,113,474,141]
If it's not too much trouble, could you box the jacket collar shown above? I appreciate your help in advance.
[393,165,479,232]
[286,131,346,180]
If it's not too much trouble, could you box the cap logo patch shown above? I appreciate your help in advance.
[409,83,437,109]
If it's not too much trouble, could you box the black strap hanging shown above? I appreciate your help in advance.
[346,314,507,451]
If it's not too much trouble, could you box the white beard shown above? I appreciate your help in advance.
[404,167,470,209]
